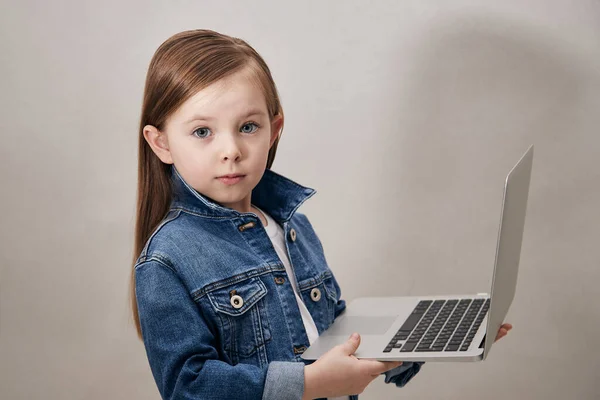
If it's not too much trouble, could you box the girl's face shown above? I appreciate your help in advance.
[143,68,283,213]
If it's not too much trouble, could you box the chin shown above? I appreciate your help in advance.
[213,191,248,205]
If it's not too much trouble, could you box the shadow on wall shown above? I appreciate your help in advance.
[372,12,592,290]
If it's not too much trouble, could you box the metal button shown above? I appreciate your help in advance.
[230,294,244,309]
[310,288,321,302]
[238,222,256,232]
[289,228,297,242]
[293,345,307,355]
[274,277,286,285]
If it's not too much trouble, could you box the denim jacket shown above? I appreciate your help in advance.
[135,166,421,400]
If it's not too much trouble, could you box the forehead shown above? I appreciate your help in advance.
[175,68,268,120]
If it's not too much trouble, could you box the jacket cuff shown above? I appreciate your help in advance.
[262,361,305,400]
[383,361,425,388]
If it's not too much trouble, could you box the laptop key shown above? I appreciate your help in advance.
[398,312,424,333]
[400,342,417,352]
[446,345,460,351]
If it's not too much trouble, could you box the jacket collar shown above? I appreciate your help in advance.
[169,165,316,223]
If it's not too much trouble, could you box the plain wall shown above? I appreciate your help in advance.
[1,0,599,399]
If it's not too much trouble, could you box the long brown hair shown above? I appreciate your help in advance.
[130,29,285,340]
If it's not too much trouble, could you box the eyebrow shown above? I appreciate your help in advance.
[184,108,266,124]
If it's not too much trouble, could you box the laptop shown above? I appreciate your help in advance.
[302,145,534,362]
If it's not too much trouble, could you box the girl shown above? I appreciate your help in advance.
[130,29,512,400]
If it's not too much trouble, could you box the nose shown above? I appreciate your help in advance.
[220,133,242,162]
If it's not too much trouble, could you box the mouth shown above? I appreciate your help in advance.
[217,174,245,179]
[216,174,246,185]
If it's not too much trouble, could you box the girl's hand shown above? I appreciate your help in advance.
[494,323,513,342]
[302,333,402,399]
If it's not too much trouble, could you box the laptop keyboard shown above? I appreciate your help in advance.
[383,298,490,353]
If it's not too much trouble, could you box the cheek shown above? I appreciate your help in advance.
[171,144,212,178]
[249,137,272,160]
[178,162,214,194]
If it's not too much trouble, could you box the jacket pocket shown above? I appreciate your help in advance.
[207,277,272,359]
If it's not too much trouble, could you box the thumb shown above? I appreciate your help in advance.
[339,332,361,355]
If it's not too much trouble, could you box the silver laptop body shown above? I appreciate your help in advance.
[301,145,534,362]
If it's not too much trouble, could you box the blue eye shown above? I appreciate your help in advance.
[241,122,259,134]
[192,127,211,138]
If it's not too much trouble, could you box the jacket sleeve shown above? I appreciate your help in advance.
[383,361,425,387]
[135,258,305,400]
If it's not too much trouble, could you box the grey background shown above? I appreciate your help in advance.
[1,0,599,399]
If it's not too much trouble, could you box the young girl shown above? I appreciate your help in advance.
[130,29,512,400]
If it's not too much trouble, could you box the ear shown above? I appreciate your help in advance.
[143,125,173,164]
[269,114,284,148]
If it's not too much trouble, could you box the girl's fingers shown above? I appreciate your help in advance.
[495,330,508,342]
[369,361,403,377]
[494,323,512,342]
[361,360,403,375]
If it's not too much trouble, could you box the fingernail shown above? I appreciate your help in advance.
[351,333,359,340]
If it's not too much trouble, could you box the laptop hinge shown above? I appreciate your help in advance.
[479,334,486,349]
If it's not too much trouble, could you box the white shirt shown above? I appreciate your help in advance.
[256,206,348,400]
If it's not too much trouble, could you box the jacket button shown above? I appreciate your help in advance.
[230,294,244,309]
[274,277,286,285]
[289,228,297,242]
[293,345,307,355]
[310,288,321,302]
[238,222,256,232]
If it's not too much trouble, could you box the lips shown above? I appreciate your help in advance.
[216,173,246,185]
[217,174,245,179]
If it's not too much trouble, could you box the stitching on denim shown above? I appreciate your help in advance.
[134,256,177,276]
[254,304,268,367]
[138,209,182,260]
[261,168,315,195]
[321,276,338,301]
[192,265,286,300]
[170,207,236,220]
[207,278,268,316]
[284,189,316,222]
[206,283,272,358]
[297,270,333,291]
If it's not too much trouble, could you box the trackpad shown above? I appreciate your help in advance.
[328,316,396,335]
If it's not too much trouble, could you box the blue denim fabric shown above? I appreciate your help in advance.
[135,166,421,400]
[384,362,425,387]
